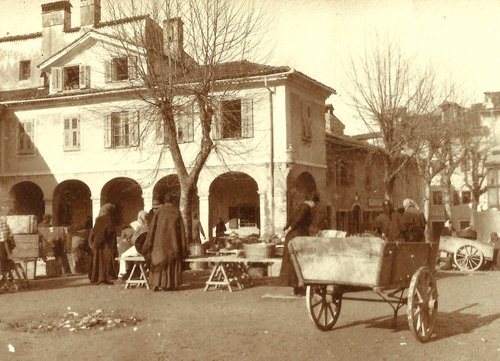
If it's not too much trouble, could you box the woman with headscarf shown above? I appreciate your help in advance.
[88,203,117,284]
[118,210,149,280]
[279,193,319,296]
[142,194,186,291]
[402,199,426,242]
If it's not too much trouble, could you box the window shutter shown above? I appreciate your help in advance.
[241,98,253,138]
[211,99,221,140]
[63,118,71,148]
[79,65,91,89]
[129,111,140,147]
[156,119,165,144]
[74,116,81,147]
[104,60,112,83]
[128,56,138,80]
[51,67,62,92]
[104,115,112,148]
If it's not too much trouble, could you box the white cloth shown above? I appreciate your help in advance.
[119,246,140,276]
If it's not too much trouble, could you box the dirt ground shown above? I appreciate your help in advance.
[1,269,500,361]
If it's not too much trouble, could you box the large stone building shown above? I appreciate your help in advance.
[0,0,426,240]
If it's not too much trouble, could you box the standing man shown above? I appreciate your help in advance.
[192,213,206,244]
[402,199,426,242]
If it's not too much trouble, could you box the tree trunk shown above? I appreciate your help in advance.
[423,179,432,242]
[178,180,195,246]
[441,174,452,222]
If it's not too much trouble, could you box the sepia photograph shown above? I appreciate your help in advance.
[0,0,499,360]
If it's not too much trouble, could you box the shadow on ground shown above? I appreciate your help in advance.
[332,302,500,343]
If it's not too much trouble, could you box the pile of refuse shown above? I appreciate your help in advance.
[8,308,141,333]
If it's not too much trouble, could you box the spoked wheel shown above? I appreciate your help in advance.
[454,245,484,271]
[306,285,342,331]
[407,266,438,342]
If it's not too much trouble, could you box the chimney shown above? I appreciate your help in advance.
[163,18,184,62]
[41,1,72,59]
[80,0,101,27]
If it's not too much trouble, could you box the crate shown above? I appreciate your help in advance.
[267,259,282,277]
[243,243,275,258]
[5,215,37,234]
[11,234,40,259]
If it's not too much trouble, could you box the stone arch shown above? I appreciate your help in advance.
[101,177,143,228]
[209,172,260,236]
[53,180,92,228]
[152,174,180,205]
[9,181,45,220]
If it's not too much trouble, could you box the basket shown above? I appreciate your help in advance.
[243,243,275,258]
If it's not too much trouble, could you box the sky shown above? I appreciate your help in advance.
[2,0,500,135]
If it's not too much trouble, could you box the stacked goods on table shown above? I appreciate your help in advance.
[6,215,40,280]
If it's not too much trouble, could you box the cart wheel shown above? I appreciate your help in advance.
[407,266,438,342]
[306,285,341,331]
[453,245,484,271]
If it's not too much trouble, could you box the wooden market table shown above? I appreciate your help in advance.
[116,255,149,289]
[184,255,281,292]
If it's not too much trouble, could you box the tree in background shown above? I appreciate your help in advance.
[346,40,439,201]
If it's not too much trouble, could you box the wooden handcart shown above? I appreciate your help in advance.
[289,236,439,342]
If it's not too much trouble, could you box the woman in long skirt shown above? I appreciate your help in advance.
[279,194,319,296]
[142,194,186,291]
[89,203,117,285]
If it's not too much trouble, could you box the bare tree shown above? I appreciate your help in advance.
[346,40,439,200]
[101,0,266,242]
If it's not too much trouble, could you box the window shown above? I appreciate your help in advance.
[17,120,35,155]
[227,205,259,228]
[301,102,312,141]
[156,105,194,144]
[488,167,500,208]
[105,56,137,82]
[459,220,470,230]
[432,191,443,205]
[19,60,31,80]
[335,159,353,187]
[51,65,90,92]
[461,191,471,204]
[63,116,80,150]
[104,111,139,148]
[214,98,253,139]
[453,190,460,206]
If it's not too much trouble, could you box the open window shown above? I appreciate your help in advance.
[213,98,253,140]
[51,65,90,92]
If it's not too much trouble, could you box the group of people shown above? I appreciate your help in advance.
[371,198,427,243]
[88,194,187,291]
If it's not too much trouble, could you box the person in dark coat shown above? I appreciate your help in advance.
[88,203,117,284]
[279,193,319,296]
[372,199,404,242]
[142,194,186,291]
[402,199,426,242]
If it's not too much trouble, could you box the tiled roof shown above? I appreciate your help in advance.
[0,32,42,43]
[0,15,149,43]
[0,88,49,102]
[209,60,291,80]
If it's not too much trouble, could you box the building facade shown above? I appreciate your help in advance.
[0,0,336,240]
